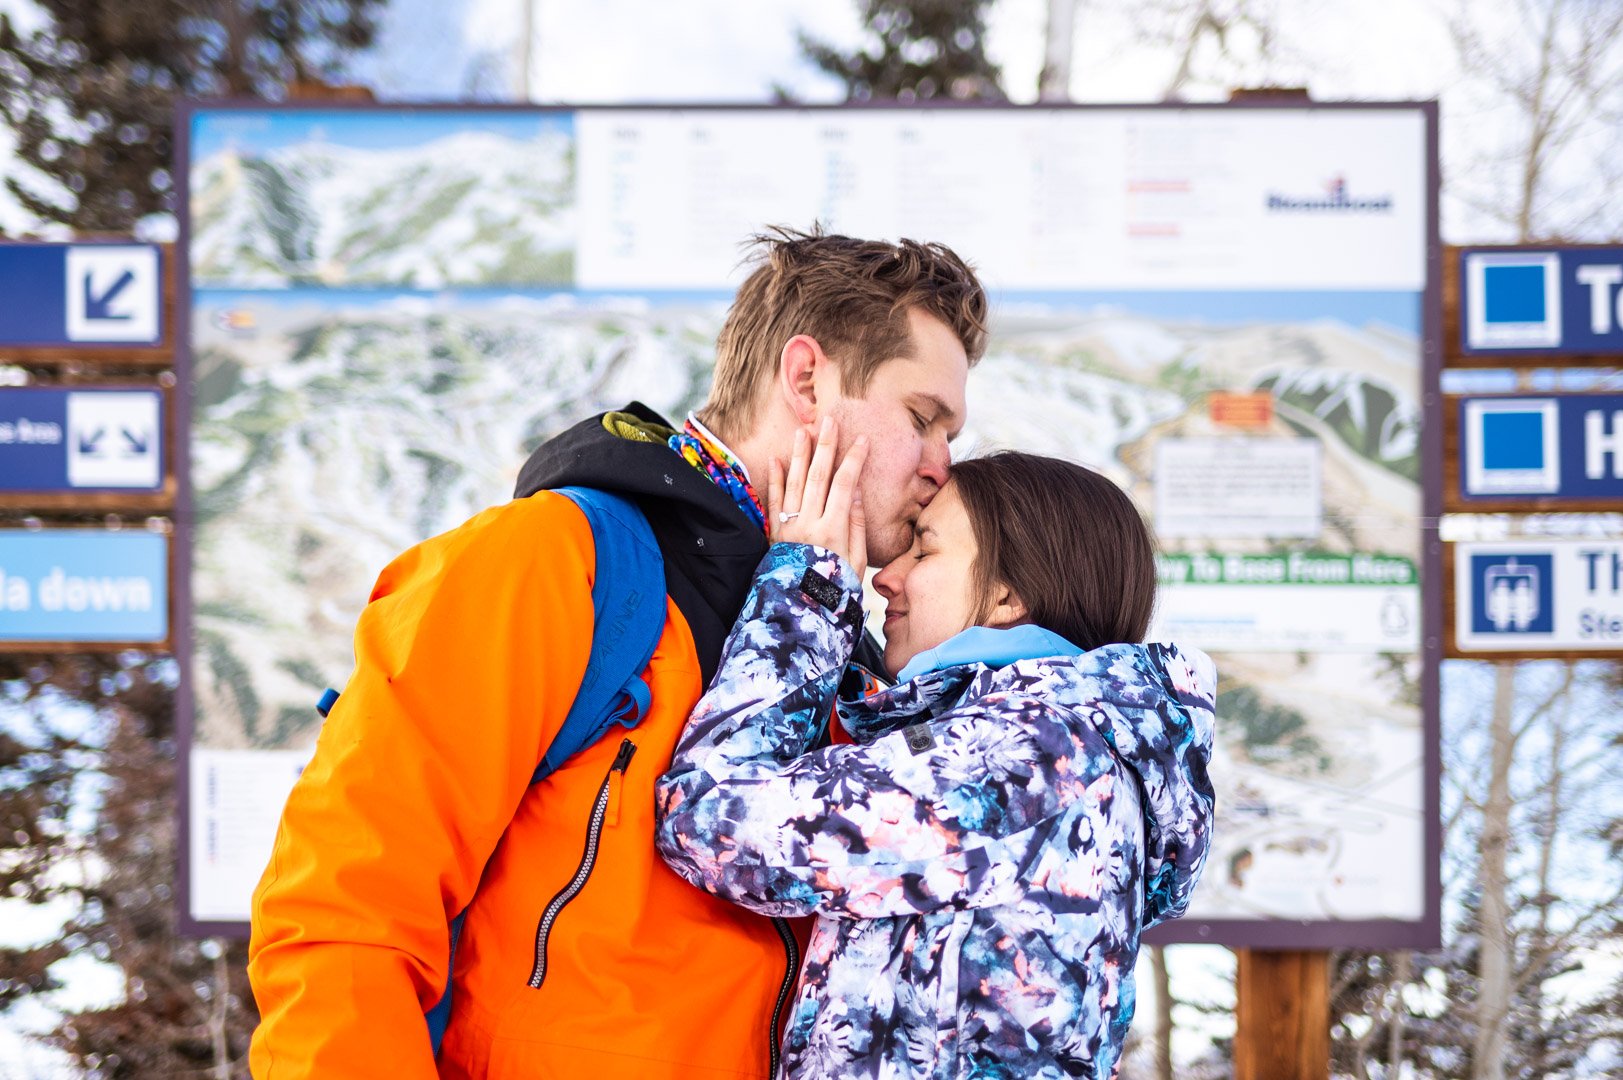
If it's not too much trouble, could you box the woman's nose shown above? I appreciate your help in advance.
[872,561,899,599]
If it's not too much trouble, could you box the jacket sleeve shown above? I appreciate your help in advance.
[247,494,597,1079]
[654,542,1122,921]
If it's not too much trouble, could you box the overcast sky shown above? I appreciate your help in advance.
[0,0,1478,235]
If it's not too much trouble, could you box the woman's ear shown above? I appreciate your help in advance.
[984,583,1028,630]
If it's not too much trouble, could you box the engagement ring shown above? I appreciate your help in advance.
[778,511,801,523]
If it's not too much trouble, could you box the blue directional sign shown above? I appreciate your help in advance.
[1462,246,1623,356]
[0,530,168,644]
[1456,540,1623,653]
[1469,552,1554,635]
[0,388,164,493]
[0,242,163,347]
[1460,394,1623,502]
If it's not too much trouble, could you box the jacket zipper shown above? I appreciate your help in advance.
[527,738,637,989]
[767,916,798,1079]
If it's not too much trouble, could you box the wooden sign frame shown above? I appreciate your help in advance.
[1442,391,1623,514]
[0,380,177,514]
[1443,243,1623,368]
[1442,541,1623,660]
[0,240,176,367]
[0,526,174,653]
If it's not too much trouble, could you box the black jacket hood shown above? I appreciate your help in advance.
[513,402,767,686]
[515,402,754,540]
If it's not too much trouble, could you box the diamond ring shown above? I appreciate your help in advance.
[778,511,801,523]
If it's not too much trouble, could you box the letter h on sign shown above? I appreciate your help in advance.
[1587,411,1623,480]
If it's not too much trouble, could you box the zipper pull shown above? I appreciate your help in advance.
[603,739,637,828]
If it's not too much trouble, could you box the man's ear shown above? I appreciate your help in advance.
[985,584,1029,630]
[778,334,825,426]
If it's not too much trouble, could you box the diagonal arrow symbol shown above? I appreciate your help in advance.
[120,427,150,456]
[78,427,106,455]
[85,269,136,321]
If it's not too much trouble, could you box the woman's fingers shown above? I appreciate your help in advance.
[800,415,839,519]
[767,455,785,540]
[782,425,810,521]
[824,436,868,578]
[849,484,867,578]
[822,433,867,532]
[771,416,867,573]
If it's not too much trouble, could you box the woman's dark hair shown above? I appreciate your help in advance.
[950,452,1157,651]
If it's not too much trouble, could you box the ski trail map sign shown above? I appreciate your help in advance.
[178,103,1441,946]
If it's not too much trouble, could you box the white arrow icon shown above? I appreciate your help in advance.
[65,247,160,343]
[66,392,160,488]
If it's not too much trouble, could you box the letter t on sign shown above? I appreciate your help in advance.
[1575,264,1623,334]
[1585,410,1623,480]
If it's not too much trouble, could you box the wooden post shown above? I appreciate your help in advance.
[1233,949,1330,1080]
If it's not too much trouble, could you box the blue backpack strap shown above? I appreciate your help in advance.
[531,486,666,782]
[425,485,666,1057]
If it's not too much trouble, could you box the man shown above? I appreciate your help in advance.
[247,227,988,1079]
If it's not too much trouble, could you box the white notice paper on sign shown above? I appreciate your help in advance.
[1154,437,1322,537]
[188,748,310,922]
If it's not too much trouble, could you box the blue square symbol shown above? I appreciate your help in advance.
[1471,554,1553,635]
[1481,412,1545,470]
[1483,265,1547,323]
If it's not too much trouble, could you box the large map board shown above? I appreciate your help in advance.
[177,103,1441,945]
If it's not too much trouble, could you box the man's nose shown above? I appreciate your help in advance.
[918,435,951,489]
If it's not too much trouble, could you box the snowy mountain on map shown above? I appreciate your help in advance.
[189,292,722,750]
[186,290,1427,921]
[974,311,1421,556]
[190,129,576,286]
[189,297,1421,758]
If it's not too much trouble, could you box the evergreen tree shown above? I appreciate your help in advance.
[0,4,383,1072]
[0,0,384,234]
[799,0,1006,103]
[0,654,260,1075]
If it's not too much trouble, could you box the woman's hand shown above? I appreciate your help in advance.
[768,415,869,578]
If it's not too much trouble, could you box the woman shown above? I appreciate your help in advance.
[654,420,1215,1080]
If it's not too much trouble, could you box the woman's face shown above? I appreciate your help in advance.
[872,481,982,679]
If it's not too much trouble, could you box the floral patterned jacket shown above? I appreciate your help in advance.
[654,544,1216,1080]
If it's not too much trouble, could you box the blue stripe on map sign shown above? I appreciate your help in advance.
[0,388,165,493]
[0,530,168,643]
[0,242,164,347]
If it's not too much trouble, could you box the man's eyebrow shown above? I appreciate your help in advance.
[909,393,963,436]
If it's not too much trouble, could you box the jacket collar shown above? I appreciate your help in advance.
[840,626,1081,744]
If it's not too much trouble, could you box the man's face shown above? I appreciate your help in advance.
[826,307,969,565]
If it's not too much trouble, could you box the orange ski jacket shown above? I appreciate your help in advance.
[248,406,796,1079]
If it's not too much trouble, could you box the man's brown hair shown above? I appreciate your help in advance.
[951,452,1158,651]
[700,226,989,441]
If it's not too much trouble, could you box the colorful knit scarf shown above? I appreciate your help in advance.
[669,414,767,532]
